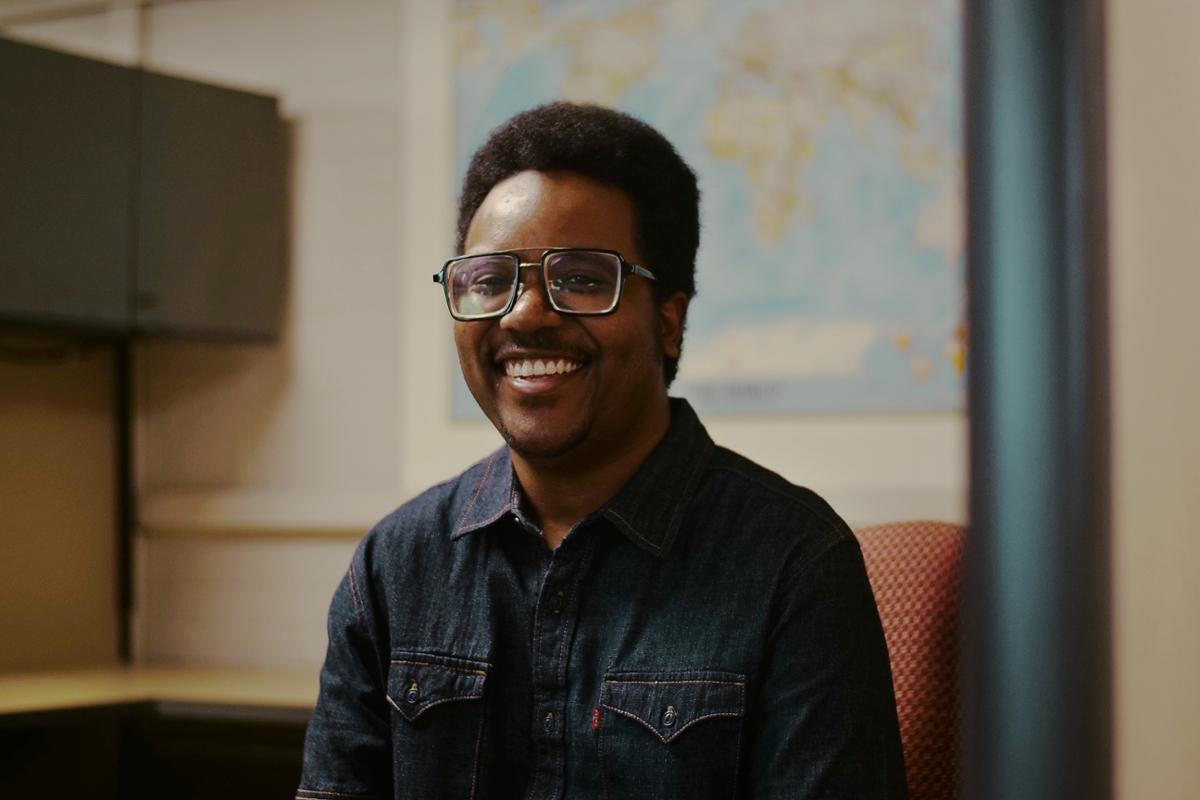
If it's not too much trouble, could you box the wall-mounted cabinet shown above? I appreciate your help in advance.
[0,37,135,333]
[0,37,288,341]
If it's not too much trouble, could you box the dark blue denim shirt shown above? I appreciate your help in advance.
[298,399,906,800]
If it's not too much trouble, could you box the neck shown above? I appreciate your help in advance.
[511,397,672,550]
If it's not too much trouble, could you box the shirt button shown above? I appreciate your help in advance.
[550,590,565,613]
[406,682,419,704]
[662,706,677,727]
[543,712,554,732]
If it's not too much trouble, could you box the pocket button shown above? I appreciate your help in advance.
[662,705,677,727]
[406,682,419,704]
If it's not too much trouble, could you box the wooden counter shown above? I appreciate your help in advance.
[0,666,319,724]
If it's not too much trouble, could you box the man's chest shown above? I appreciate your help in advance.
[378,522,778,800]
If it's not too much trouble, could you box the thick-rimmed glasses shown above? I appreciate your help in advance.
[433,248,657,321]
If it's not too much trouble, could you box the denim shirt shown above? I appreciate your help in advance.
[298,399,906,800]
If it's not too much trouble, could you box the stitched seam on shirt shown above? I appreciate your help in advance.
[599,709,612,800]
[603,679,745,686]
[386,693,482,718]
[730,722,743,800]
[296,791,378,799]
[456,451,497,533]
[600,704,745,743]
[710,461,846,532]
[606,506,657,551]
[347,561,366,626]
[671,711,745,740]
[461,506,512,535]
[389,659,487,675]
[468,690,486,800]
[779,530,855,589]
[599,704,669,744]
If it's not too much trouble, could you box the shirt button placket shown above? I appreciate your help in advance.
[529,542,589,800]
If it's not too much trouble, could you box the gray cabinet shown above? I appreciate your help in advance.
[137,72,288,339]
[0,37,135,332]
[0,37,288,341]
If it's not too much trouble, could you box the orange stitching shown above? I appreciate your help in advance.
[600,704,669,744]
[296,791,378,799]
[390,659,486,675]
[347,561,365,621]
[603,679,745,687]
[468,683,486,800]
[456,452,497,533]
[599,704,744,743]
[605,507,657,550]
[729,721,743,799]
[667,710,745,739]
[387,693,484,718]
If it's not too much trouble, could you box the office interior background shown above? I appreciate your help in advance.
[0,0,1195,797]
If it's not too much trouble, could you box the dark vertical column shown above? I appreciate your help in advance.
[115,37,144,665]
[115,339,134,663]
[964,0,1111,798]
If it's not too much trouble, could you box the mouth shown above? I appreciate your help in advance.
[502,357,584,380]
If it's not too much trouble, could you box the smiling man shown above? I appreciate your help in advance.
[298,103,906,800]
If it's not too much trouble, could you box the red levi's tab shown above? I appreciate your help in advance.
[592,707,602,730]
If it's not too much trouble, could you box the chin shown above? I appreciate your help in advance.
[495,412,592,461]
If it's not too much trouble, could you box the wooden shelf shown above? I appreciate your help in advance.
[0,666,318,721]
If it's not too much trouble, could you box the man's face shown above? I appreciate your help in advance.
[455,170,685,463]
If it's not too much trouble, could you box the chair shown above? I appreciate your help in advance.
[854,521,965,800]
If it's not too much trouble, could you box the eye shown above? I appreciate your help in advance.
[468,271,511,296]
[547,253,618,295]
[551,272,611,294]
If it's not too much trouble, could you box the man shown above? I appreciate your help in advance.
[298,102,906,800]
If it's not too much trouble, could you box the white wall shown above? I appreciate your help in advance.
[1109,1,1200,797]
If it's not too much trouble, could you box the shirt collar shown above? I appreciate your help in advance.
[451,398,715,557]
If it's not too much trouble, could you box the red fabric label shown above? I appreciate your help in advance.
[592,707,602,730]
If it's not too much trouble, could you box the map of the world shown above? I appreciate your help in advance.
[453,0,965,416]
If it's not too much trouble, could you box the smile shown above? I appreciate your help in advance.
[503,358,582,378]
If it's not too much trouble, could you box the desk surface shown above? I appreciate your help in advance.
[0,666,319,719]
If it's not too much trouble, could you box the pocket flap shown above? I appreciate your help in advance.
[600,671,746,743]
[387,652,488,722]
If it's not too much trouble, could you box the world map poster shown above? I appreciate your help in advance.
[453,0,965,416]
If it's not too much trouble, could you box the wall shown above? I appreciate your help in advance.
[1109,1,1200,798]
[0,344,118,672]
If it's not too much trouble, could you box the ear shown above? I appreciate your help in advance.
[657,291,689,360]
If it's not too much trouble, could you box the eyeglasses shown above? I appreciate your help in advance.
[432,248,657,321]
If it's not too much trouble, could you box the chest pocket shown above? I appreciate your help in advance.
[387,652,488,800]
[598,671,746,800]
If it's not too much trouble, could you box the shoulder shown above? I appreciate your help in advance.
[355,448,506,568]
[694,446,858,580]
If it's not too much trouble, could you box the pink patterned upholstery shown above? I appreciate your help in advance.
[854,521,965,800]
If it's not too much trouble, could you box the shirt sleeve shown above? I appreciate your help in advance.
[743,535,908,799]
[297,545,392,800]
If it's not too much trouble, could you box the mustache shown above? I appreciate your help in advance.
[491,329,592,361]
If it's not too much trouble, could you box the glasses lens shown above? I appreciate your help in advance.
[544,251,621,313]
[446,255,517,318]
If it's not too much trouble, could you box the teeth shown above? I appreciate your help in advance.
[505,359,580,378]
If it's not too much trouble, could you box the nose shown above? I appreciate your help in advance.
[499,265,562,333]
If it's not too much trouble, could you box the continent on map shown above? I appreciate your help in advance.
[455,0,966,415]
